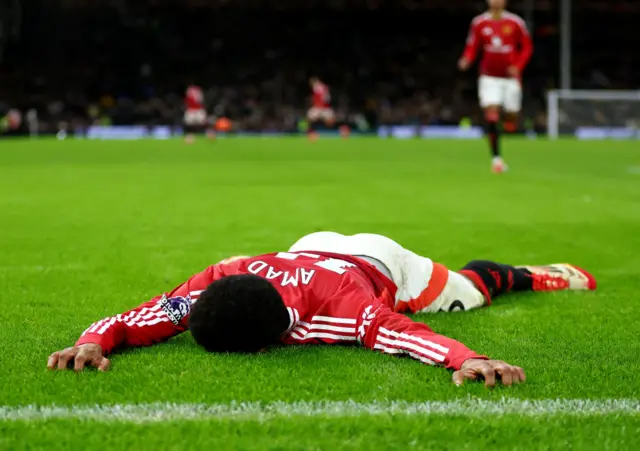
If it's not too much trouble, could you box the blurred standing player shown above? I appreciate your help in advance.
[0,109,22,135]
[458,0,533,173]
[307,77,335,141]
[183,84,207,144]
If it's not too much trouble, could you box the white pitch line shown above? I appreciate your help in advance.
[0,399,638,423]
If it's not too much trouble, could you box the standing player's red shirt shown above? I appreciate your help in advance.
[462,11,533,78]
[76,252,486,370]
[312,82,331,108]
[185,85,204,110]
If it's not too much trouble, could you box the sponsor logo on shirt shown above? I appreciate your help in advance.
[159,294,191,324]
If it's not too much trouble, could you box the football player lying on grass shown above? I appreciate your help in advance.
[48,232,596,387]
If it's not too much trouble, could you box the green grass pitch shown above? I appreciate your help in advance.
[1,137,639,450]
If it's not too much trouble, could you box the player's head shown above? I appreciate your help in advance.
[189,274,290,353]
[487,0,506,10]
[309,76,319,87]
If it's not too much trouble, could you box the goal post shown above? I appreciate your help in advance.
[547,90,640,139]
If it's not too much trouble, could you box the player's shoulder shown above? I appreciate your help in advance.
[503,11,527,28]
[470,12,492,26]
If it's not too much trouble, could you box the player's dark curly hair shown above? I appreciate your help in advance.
[189,274,290,353]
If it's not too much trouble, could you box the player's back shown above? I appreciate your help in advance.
[216,252,397,344]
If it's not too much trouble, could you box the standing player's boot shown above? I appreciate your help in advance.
[492,156,508,173]
[517,264,597,291]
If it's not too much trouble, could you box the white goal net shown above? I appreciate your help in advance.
[547,90,640,139]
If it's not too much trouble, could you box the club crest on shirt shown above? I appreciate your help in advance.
[503,25,513,35]
[159,294,191,324]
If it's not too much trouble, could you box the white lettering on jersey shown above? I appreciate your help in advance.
[281,270,299,287]
[314,258,355,275]
[276,252,355,275]
[248,260,316,287]
[280,268,316,287]
[265,267,284,280]
[300,268,315,285]
[247,261,269,274]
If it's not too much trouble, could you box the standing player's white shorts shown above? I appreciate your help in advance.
[307,107,335,123]
[478,75,522,113]
[184,108,207,126]
[288,232,485,313]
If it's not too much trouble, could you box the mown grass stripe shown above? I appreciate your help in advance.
[1,399,639,422]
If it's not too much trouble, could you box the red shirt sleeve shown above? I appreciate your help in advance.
[75,266,218,354]
[462,20,481,64]
[513,20,533,71]
[358,301,487,370]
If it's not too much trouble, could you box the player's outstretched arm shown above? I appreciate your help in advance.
[459,19,480,70]
[358,303,525,386]
[513,19,534,73]
[46,266,219,371]
[47,295,190,372]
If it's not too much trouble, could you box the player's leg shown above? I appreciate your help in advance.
[502,78,523,135]
[184,111,195,144]
[417,270,485,313]
[322,109,336,129]
[184,126,195,144]
[423,260,597,313]
[307,108,321,141]
[289,231,401,279]
[478,76,507,173]
[289,232,413,290]
[459,260,597,304]
[289,232,448,313]
[184,109,206,144]
[289,231,349,254]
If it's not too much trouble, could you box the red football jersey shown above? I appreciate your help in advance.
[76,252,485,370]
[185,85,204,110]
[462,11,533,78]
[312,82,331,108]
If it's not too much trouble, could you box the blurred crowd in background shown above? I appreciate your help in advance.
[0,0,638,133]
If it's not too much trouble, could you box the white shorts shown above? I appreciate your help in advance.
[184,109,207,126]
[307,107,335,123]
[288,232,485,313]
[478,75,522,113]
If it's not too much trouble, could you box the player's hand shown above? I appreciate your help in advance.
[507,66,520,77]
[458,58,470,71]
[47,343,110,372]
[452,359,525,387]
